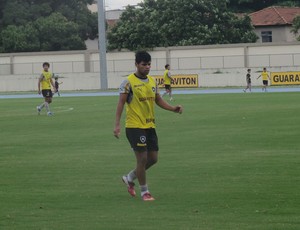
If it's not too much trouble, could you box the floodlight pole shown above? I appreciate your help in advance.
[97,0,108,90]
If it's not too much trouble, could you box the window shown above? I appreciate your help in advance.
[261,31,272,43]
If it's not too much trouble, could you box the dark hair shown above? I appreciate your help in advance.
[43,62,50,67]
[135,51,151,64]
[165,64,170,69]
[247,69,251,72]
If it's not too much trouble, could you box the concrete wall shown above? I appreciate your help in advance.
[1,42,300,92]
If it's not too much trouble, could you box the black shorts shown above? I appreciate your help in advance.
[126,128,159,152]
[263,80,268,86]
[164,84,171,90]
[42,89,53,98]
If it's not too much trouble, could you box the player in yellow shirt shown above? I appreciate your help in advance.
[162,64,174,101]
[257,67,270,92]
[37,62,56,116]
[114,51,183,201]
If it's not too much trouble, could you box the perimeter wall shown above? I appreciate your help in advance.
[1,42,300,92]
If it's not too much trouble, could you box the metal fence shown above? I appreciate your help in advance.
[1,53,300,75]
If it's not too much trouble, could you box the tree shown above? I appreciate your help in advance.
[0,0,97,52]
[107,0,258,51]
[34,12,86,51]
[291,16,300,41]
[0,24,39,52]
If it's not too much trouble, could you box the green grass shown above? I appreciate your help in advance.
[0,92,300,230]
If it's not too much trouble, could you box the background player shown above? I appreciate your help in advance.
[54,76,63,96]
[257,67,270,92]
[243,69,252,92]
[162,64,174,101]
[37,62,56,116]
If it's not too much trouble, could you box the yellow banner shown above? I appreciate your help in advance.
[153,74,198,88]
[271,72,300,85]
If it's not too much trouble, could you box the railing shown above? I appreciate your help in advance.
[1,53,300,75]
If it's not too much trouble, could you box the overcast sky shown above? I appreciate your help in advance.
[105,0,143,10]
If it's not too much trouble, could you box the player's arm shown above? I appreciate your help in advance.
[38,74,43,94]
[50,78,56,92]
[114,93,127,138]
[155,94,183,114]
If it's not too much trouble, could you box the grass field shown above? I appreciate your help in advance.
[0,92,300,230]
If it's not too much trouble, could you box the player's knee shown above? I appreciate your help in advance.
[136,154,148,166]
[149,156,158,166]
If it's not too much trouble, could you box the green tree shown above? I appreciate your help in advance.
[0,0,96,52]
[0,24,39,52]
[34,12,86,51]
[291,16,300,41]
[107,0,258,51]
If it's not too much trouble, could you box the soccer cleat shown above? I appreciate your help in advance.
[37,106,41,115]
[122,176,136,197]
[142,192,155,201]
[47,111,53,116]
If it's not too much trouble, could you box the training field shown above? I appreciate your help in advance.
[1,92,300,229]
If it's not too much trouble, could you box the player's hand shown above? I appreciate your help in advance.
[113,127,120,139]
[174,105,183,114]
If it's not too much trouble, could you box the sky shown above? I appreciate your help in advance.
[105,0,143,10]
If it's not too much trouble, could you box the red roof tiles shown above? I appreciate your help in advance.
[249,6,300,26]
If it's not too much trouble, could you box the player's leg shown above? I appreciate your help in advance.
[146,150,158,170]
[135,150,148,188]
[37,101,44,114]
[162,85,168,97]
[45,92,53,115]
[123,128,146,198]
[37,90,47,114]
[135,150,155,201]
[169,88,174,101]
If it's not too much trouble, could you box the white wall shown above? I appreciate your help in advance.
[1,43,300,92]
[254,26,298,43]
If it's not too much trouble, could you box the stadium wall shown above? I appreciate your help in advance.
[1,42,300,92]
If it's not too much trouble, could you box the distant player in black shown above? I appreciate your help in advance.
[243,69,251,93]
[54,77,63,96]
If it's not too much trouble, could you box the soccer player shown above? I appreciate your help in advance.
[37,62,56,116]
[257,67,270,92]
[114,51,183,201]
[54,76,63,96]
[243,69,252,92]
[162,64,174,101]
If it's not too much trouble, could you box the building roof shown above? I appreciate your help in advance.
[249,6,300,26]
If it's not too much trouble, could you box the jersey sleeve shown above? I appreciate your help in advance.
[119,79,131,94]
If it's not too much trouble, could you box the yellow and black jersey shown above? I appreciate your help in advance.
[40,71,53,90]
[119,73,159,128]
[261,71,269,81]
[164,69,171,85]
